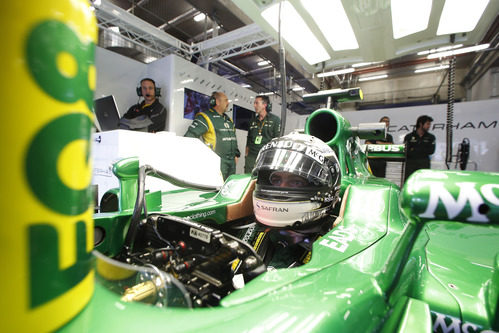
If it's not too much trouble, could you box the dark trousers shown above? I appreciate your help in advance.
[404,158,430,181]
[244,153,258,174]
[221,157,236,181]
[369,159,387,178]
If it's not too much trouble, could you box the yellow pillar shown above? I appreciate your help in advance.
[0,1,97,330]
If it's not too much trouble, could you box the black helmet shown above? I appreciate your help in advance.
[252,133,341,228]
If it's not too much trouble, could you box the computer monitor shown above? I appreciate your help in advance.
[93,95,121,132]
[233,104,254,131]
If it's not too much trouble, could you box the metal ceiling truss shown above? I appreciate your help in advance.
[94,0,192,59]
[193,24,277,65]
[93,0,276,66]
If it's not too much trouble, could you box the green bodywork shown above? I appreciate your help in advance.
[63,109,498,332]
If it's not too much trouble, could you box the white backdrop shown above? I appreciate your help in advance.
[94,47,148,116]
[283,99,499,172]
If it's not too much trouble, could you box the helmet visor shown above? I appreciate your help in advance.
[253,148,331,187]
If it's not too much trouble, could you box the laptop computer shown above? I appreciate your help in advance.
[93,95,121,132]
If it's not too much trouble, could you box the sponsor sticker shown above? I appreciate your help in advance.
[186,210,216,220]
[367,144,404,153]
[319,225,358,252]
[190,227,211,243]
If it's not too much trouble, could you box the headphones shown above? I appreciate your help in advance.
[257,95,272,112]
[209,92,217,107]
[136,78,161,97]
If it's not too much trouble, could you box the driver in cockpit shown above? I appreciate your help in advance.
[249,132,342,267]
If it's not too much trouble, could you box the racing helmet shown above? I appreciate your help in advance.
[252,133,341,228]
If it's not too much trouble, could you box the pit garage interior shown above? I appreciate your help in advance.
[5,1,499,331]
[90,0,499,186]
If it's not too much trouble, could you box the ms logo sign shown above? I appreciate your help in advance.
[420,181,498,223]
[402,170,499,224]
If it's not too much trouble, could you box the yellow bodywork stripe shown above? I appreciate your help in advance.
[198,112,216,151]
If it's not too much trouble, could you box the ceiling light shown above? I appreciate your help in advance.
[194,13,206,22]
[391,0,432,39]
[143,56,158,64]
[262,1,329,65]
[437,0,490,35]
[241,84,251,88]
[359,74,388,82]
[292,86,305,91]
[417,44,463,55]
[414,64,449,73]
[258,60,270,66]
[301,0,358,50]
[260,92,274,96]
[352,61,382,68]
[427,43,490,59]
[317,68,355,78]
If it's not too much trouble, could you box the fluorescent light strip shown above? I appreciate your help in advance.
[414,65,449,73]
[292,86,305,91]
[301,0,358,51]
[262,1,329,65]
[258,60,270,66]
[437,0,490,35]
[317,67,355,78]
[427,43,490,59]
[391,0,432,39]
[417,44,463,55]
[352,61,382,68]
[359,74,388,82]
[221,59,246,73]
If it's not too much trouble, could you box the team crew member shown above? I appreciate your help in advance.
[403,115,436,181]
[365,116,394,177]
[121,78,167,132]
[244,95,281,173]
[184,91,240,180]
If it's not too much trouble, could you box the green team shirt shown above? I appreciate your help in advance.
[246,112,281,155]
[184,108,240,160]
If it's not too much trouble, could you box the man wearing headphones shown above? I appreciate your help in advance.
[244,95,281,173]
[184,91,240,180]
[121,78,166,132]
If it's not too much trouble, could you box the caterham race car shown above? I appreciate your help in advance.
[3,1,498,331]
[77,109,499,332]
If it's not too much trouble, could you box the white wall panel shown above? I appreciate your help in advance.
[94,47,148,117]
[285,99,499,171]
[343,100,499,172]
